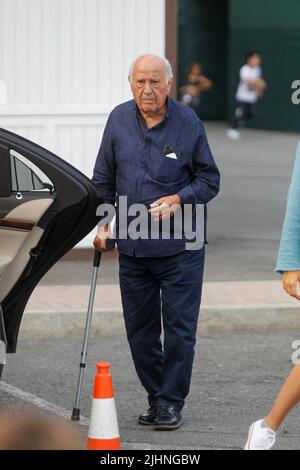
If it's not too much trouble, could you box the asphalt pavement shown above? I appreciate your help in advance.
[1,331,300,450]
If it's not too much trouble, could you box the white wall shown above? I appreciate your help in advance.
[0,0,166,247]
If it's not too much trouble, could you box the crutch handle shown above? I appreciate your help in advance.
[93,239,115,267]
[105,238,116,252]
[93,250,101,267]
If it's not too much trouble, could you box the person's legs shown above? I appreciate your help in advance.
[154,248,205,412]
[265,364,300,430]
[119,254,163,407]
[244,362,300,450]
[232,101,248,130]
[247,103,255,120]
[228,101,256,140]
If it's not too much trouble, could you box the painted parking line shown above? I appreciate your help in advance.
[0,383,174,450]
[0,381,89,426]
[0,382,212,449]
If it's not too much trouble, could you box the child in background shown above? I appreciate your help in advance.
[227,51,266,140]
[179,63,213,114]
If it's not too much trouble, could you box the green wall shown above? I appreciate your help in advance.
[230,0,300,28]
[178,0,228,120]
[178,0,300,132]
[228,0,300,132]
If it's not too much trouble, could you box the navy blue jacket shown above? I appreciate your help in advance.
[92,97,220,257]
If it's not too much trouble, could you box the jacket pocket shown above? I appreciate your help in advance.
[148,154,188,184]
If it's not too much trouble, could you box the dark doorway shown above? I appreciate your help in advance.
[177,0,229,120]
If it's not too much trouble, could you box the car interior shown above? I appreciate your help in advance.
[0,150,54,306]
[0,128,102,367]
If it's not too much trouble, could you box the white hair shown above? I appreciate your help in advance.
[128,54,173,82]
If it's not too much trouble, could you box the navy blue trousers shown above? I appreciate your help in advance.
[119,248,205,412]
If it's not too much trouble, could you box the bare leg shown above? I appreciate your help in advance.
[265,364,300,430]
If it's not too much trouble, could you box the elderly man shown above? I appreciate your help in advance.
[92,54,220,430]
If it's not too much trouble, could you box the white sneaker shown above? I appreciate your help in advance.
[244,419,276,450]
[227,129,240,140]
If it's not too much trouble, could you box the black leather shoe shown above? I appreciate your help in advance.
[138,405,157,425]
[154,405,182,430]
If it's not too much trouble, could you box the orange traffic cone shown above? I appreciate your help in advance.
[87,362,121,450]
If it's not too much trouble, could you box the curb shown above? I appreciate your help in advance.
[20,304,300,339]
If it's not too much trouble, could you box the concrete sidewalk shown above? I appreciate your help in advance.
[20,280,300,339]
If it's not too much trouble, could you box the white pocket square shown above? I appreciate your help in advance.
[165,152,177,160]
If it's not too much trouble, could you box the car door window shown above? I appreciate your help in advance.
[0,128,101,358]
[10,150,54,193]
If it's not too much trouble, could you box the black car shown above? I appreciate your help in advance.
[0,128,102,378]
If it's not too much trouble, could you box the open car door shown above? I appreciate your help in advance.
[0,128,102,373]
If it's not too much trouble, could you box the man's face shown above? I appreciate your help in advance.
[130,58,172,115]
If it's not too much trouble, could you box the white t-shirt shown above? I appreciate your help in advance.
[236,65,261,103]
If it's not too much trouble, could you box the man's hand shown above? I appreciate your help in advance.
[148,194,181,221]
[93,224,115,253]
[282,271,300,301]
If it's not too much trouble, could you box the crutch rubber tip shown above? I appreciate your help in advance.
[71,408,80,421]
